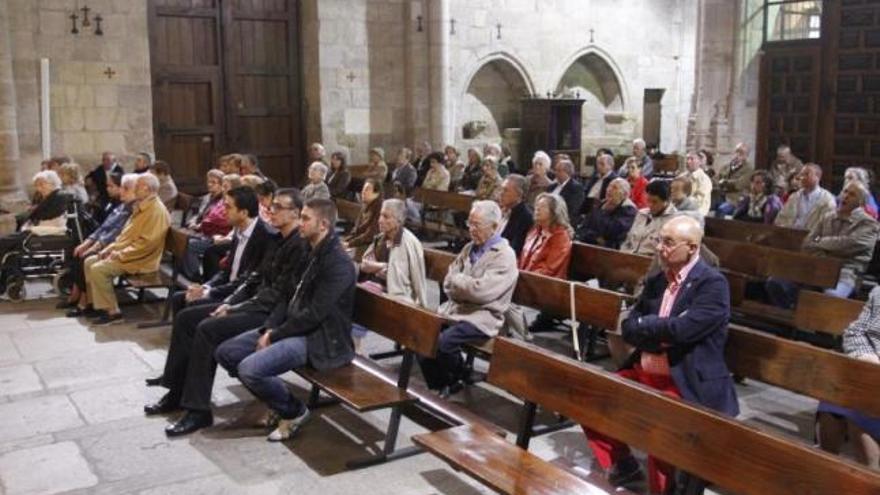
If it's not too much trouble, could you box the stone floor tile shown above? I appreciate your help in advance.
[34,345,151,390]
[69,379,156,425]
[0,333,22,364]
[0,394,84,443]
[0,441,98,494]
[0,363,44,397]
[11,324,96,362]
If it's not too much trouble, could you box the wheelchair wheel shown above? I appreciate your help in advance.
[6,276,25,302]
[52,268,74,296]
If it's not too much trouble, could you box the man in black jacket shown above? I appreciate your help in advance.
[216,198,356,442]
[85,151,123,216]
[497,174,533,256]
[145,187,279,436]
[548,158,585,223]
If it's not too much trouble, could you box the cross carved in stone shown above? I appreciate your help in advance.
[346,71,356,83]
[103,67,116,79]
[69,12,79,34]
[589,28,595,43]
[80,5,91,27]
[496,23,502,40]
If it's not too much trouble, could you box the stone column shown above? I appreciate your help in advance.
[426,0,450,146]
[0,0,21,195]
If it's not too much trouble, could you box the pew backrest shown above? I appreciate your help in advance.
[353,287,443,358]
[488,337,880,495]
[793,289,864,335]
[334,198,363,224]
[705,216,809,251]
[413,188,475,214]
[569,242,652,293]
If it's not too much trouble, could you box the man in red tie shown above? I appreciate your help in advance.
[582,215,738,494]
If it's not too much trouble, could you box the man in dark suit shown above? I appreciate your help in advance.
[582,215,737,494]
[85,151,124,219]
[145,186,280,436]
[547,158,585,223]
[497,174,533,256]
[581,153,618,216]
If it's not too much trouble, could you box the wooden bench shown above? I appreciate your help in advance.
[411,188,474,240]
[414,338,880,495]
[129,226,190,328]
[569,242,652,294]
[334,198,363,226]
[705,216,809,251]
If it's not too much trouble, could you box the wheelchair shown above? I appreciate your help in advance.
[0,201,95,302]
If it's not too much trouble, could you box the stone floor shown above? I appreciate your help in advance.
[0,280,828,495]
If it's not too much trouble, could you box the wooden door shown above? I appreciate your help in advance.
[756,41,821,170]
[149,0,225,187]
[223,0,302,185]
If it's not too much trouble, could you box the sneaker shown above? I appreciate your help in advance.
[92,312,124,325]
[267,407,310,442]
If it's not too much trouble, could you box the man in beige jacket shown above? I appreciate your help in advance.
[419,200,519,397]
[79,173,170,324]
[774,163,836,232]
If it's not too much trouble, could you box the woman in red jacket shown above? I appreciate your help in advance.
[518,192,574,278]
[626,158,649,209]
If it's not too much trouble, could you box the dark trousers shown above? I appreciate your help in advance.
[162,299,267,412]
[418,321,486,390]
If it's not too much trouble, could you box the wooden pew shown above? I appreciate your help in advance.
[411,188,474,240]
[334,198,363,225]
[705,216,809,251]
[792,289,864,336]
[569,242,652,294]
[414,338,880,495]
[294,287,440,467]
[130,227,191,328]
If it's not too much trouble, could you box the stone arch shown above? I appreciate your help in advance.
[459,53,535,141]
[554,48,629,140]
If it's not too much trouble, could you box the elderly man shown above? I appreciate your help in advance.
[620,180,679,257]
[308,142,326,164]
[770,145,804,194]
[767,181,879,308]
[715,142,753,216]
[419,200,519,397]
[548,158,585,223]
[620,138,653,178]
[85,151,124,215]
[413,141,433,187]
[583,153,618,216]
[302,162,331,201]
[683,151,712,216]
[774,163,836,231]
[81,174,170,324]
[496,174,534,256]
[576,177,638,249]
[583,215,737,493]
[216,199,356,442]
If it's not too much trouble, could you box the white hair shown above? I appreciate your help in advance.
[470,200,502,227]
[310,142,325,153]
[485,143,502,156]
[633,138,646,148]
[121,173,139,188]
[33,170,62,190]
[532,151,551,168]
[608,177,630,197]
[138,172,160,192]
[381,198,406,225]
[309,161,328,179]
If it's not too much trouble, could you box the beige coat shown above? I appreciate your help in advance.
[620,203,679,257]
[716,158,753,204]
[686,168,712,216]
[363,228,428,308]
[107,195,170,273]
[422,166,451,191]
[775,187,836,232]
[440,237,519,336]
[803,207,879,287]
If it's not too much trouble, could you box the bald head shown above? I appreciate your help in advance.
[661,215,704,246]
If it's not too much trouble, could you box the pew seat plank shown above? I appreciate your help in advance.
[413,424,607,495]
[296,359,416,412]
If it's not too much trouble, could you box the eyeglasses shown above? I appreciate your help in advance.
[657,237,690,250]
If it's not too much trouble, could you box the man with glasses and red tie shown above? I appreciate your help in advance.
[581,215,738,495]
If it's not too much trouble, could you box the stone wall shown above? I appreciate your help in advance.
[8,0,153,185]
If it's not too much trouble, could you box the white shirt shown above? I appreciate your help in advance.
[229,218,258,282]
[552,178,569,195]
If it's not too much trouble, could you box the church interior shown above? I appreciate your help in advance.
[1,0,879,494]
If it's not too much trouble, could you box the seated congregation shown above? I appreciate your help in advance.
[5,139,880,495]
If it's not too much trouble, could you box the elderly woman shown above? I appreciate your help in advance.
[150,160,178,208]
[575,178,638,249]
[180,170,233,281]
[421,152,451,191]
[58,162,89,204]
[302,162,331,201]
[343,178,383,259]
[352,198,428,352]
[475,156,503,201]
[327,151,352,198]
[733,170,783,224]
[844,166,878,219]
[459,147,484,192]
[419,200,519,397]
[526,151,552,206]
[365,147,389,184]
[445,145,465,190]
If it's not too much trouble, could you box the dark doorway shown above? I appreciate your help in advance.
[148,0,303,188]
[643,89,664,148]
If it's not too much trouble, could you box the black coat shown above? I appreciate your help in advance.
[204,219,279,300]
[86,163,124,207]
[27,189,71,227]
[501,201,534,257]
[581,171,618,215]
[548,179,585,223]
[576,201,637,249]
[227,229,309,313]
[272,233,356,371]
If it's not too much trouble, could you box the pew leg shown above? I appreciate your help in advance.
[515,401,538,449]
[346,404,424,469]
[307,384,321,408]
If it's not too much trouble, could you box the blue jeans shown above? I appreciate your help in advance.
[825,280,855,299]
[215,329,309,419]
[715,202,736,217]
[766,277,856,309]
[417,321,486,390]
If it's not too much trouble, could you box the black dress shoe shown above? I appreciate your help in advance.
[66,306,100,318]
[144,392,180,416]
[165,410,213,437]
[56,300,77,309]
[438,380,465,399]
[145,375,165,387]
